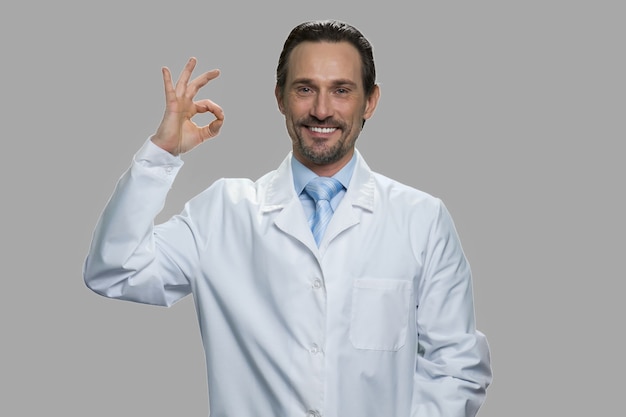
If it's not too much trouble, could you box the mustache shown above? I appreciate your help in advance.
[299,117,345,128]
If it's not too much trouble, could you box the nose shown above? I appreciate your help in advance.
[311,92,333,120]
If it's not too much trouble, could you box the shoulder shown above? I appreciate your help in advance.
[371,170,443,212]
[188,165,284,208]
[191,176,262,206]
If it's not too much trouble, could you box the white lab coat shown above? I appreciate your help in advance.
[84,141,492,417]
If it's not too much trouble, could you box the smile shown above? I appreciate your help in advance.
[308,126,338,134]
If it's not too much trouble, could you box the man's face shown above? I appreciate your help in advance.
[276,41,379,174]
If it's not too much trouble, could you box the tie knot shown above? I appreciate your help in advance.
[304,177,343,203]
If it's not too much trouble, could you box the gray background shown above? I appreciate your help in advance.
[1,0,623,415]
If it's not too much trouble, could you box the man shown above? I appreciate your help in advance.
[84,20,492,417]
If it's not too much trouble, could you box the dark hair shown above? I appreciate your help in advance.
[276,20,376,97]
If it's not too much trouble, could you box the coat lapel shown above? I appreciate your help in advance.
[261,150,376,255]
[321,150,375,250]
[261,153,318,253]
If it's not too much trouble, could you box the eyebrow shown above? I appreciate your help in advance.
[291,78,358,88]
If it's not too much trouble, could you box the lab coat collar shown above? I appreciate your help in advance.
[263,149,375,254]
[345,149,375,212]
[261,149,375,212]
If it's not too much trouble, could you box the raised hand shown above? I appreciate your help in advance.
[152,57,225,155]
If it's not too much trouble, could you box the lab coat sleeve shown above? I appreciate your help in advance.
[83,139,196,307]
[411,200,492,417]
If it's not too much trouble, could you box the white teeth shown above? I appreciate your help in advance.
[309,127,337,133]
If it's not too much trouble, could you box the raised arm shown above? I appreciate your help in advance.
[83,58,224,306]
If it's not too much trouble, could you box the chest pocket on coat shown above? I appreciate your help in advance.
[350,278,412,351]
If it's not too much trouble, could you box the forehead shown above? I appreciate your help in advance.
[286,41,362,85]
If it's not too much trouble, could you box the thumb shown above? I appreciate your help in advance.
[201,118,224,141]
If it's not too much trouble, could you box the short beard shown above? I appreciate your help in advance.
[295,135,351,165]
[293,118,356,165]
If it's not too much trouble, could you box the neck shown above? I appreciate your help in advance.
[294,149,354,177]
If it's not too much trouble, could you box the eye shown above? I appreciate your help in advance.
[296,86,313,95]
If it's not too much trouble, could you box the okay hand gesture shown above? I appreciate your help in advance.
[152,57,224,155]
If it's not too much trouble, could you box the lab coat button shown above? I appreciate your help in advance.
[312,279,322,289]
[309,343,320,354]
[306,410,321,417]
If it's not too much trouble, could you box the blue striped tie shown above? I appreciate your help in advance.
[304,177,343,246]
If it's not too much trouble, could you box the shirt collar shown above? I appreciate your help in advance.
[291,152,357,195]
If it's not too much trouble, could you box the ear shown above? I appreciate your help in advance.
[363,84,380,121]
[275,85,285,114]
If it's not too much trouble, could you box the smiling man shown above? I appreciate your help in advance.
[276,40,379,176]
[84,20,492,417]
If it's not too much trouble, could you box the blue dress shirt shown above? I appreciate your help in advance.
[291,153,356,221]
